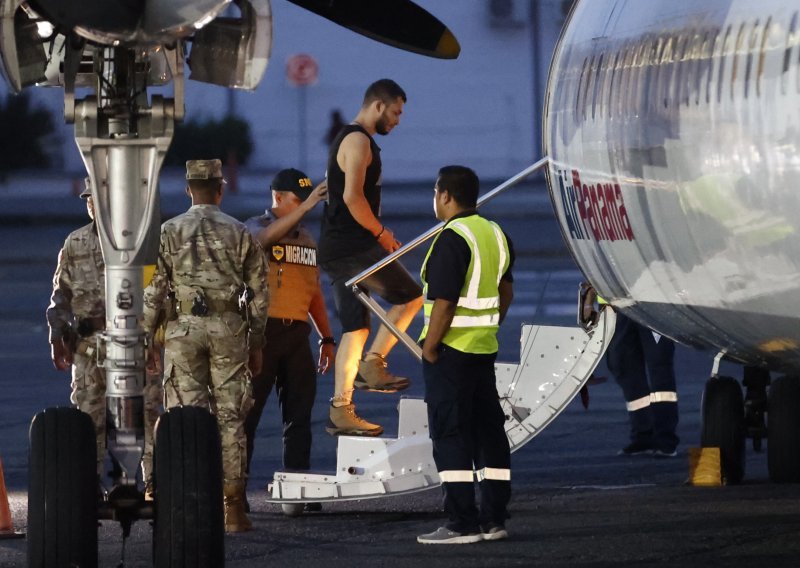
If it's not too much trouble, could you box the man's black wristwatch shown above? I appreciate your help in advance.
[318,336,337,346]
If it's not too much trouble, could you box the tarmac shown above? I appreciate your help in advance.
[1,169,800,567]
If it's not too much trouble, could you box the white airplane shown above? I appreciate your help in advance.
[545,0,800,485]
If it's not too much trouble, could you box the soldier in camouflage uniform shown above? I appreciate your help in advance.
[46,177,163,489]
[143,159,268,533]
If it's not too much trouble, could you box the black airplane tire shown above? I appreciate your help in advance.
[700,376,746,484]
[767,375,800,482]
[28,407,98,568]
[153,406,225,568]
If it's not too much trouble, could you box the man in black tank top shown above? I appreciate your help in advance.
[318,79,423,436]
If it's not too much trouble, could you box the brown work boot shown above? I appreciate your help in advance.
[223,481,253,533]
[326,403,384,436]
[354,355,410,392]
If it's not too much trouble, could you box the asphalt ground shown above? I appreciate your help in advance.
[1,174,799,566]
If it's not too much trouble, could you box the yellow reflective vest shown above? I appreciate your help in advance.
[419,214,510,354]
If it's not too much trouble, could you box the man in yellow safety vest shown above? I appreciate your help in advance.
[416,165,515,545]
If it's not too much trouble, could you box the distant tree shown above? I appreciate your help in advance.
[0,92,54,179]
[165,115,254,167]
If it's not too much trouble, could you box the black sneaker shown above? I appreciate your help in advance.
[417,526,483,544]
[480,523,508,541]
[617,440,654,456]
[652,448,678,458]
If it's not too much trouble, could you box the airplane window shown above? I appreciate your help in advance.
[591,52,604,120]
[781,12,797,95]
[744,19,760,99]
[675,32,693,107]
[696,30,714,106]
[605,50,620,119]
[625,40,641,118]
[619,42,634,118]
[576,55,589,119]
[583,53,596,121]
[731,22,747,101]
[756,17,772,98]
[635,38,652,116]
[643,36,660,115]
[707,29,722,105]
[717,24,733,104]
[658,35,674,109]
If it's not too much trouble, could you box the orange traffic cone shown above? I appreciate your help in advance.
[0,458,25,539]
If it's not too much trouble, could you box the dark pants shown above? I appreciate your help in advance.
[606,312,679,452]
[423,345,510,533]
[244,319,316,472]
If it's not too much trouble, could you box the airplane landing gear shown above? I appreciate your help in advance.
[767,375,800,482]
[700,376,746,484]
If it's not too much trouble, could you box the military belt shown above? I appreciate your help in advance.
[177,299,239,316]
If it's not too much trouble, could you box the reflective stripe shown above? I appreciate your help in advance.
[626,395,651,412]
[650,391,678,403]
[450,222,482,302]
[476,467,511,482]
[457,295,499,310]
[626,391,678,411]
[451,313,500,327]
[490,223,507,286]
[439,470,474,482]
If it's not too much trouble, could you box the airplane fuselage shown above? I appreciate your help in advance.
[545,0,800,371]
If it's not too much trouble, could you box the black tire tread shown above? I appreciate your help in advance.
[28,407,98,568]
[154,406,224,568]
[701,376,746,484]
[767,375,800,482]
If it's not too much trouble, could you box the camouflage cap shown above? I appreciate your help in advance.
[80,176,92,199]
[186,159,226,182]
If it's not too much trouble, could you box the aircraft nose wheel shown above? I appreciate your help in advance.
[28,407,99,568]
[700,376,746,484]
[153,406,225,567]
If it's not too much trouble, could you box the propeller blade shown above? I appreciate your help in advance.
[287,0,459,59]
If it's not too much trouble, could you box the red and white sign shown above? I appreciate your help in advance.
[286,53,319,87]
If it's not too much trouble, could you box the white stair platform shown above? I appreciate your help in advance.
[266,309,615,505]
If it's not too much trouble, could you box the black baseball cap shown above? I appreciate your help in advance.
[271,168,313,200]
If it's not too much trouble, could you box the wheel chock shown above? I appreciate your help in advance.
[687,447,722,486]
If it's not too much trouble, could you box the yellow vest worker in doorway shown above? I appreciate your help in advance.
[416,165,514,545]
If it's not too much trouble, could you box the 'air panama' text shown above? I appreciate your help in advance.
[556,168,635,242]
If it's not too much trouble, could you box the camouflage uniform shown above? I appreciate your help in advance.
[46,221,163,478]
[143,198,268,483]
